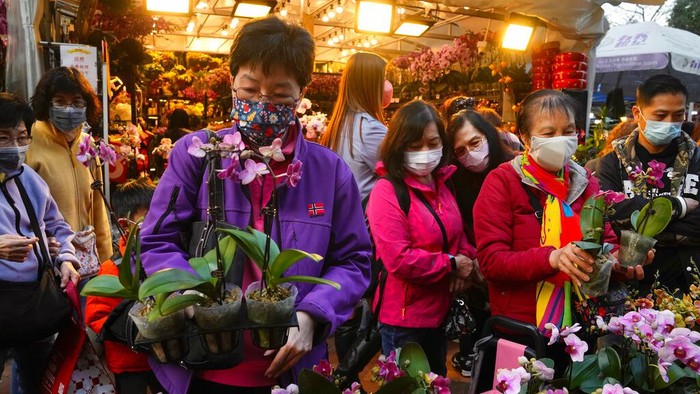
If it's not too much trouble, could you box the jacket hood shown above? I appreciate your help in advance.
[510,154,589,204]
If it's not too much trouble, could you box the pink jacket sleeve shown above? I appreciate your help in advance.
[367,179,452,284]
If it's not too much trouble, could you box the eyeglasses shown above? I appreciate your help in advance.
[0,135,33,147]
[232,87,299,106]
[454,137,485,158]
[51,99,87,109]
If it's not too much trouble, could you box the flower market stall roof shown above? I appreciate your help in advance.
[141,0,666,61]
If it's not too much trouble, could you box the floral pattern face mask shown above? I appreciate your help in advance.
[231,97,297,147]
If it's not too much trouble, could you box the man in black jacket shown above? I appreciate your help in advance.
[598,74,700,294]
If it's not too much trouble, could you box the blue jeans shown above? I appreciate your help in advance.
[379,324,447,376]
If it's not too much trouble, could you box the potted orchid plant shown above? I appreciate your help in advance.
[618,161,673,267]
[574,190,626,297]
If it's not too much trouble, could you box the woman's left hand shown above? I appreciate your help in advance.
[611,249,654,281]
[59,262,80,288]
[450,276,469,293]
[264,311,316,379]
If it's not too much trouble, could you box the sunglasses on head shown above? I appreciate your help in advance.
[448,97,476,118]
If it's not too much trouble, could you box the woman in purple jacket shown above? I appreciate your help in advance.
[139,16,372,394]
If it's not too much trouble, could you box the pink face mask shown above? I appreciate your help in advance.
[457,140,490,173]
[382,80,393,108]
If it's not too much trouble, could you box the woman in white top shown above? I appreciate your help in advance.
[322,52,391,202]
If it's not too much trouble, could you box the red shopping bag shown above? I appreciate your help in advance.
[41,282,116,394]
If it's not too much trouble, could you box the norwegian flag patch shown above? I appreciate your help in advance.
[308,202,325,217]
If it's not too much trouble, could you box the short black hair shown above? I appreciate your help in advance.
[229,16,315,88]
[0,93,35,132]
[380,100,449,180]
[111,177,156,220]
[516,89,577,141]
[447,110,512,172]
[443,96,475,120]
[168,108,190,130]
[637,74,688,107]
[30,67,102,126]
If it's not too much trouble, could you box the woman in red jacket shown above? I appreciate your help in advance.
[473,90,647,333]
[367,100,477,376]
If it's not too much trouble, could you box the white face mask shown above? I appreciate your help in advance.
[457,140,490,173]
[639,111,682,147]
[404,147,443,177]
[529,135,578,172]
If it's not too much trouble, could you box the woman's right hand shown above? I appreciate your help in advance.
[0,235,38,262]
[548,243,594,287]
[453,254,475,280]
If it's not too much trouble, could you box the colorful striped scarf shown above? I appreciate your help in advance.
[521,154,582,332]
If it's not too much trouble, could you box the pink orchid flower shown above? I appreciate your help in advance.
[217,156,241,181]
[657,358,672,383]
[686,353,700,374]
[545,389,569,394]
[560,323,582,337]
[238,159,269,185]
[98,141,117,166]
[285,160,303,188]
[341,382,362,394]
[219,132,245,152]
[187,135,214,158]
[297,98,312,114]
[431,375,451,394]
[544,323,560,345]
[377,351,404,383]
[312,359,332,379]
[669,327,700,342]
[532,360,555,381]
[658,336,699,364]
[76,135,96,166]
[601,383,639,394]
[270,384,299,394]
[596,190,626,205]
[259,138,285,162]
[655,310,676,334]
[563,334,588,362]
[495,368,528,394]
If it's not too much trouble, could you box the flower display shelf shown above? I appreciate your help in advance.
[130,303,299,364]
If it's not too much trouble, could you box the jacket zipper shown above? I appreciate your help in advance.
[153,186,180,234]
[402,282,409,320]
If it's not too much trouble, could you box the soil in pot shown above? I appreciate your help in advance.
[245,282,298,349]
[193,285,243,354]
[128,302,185,340]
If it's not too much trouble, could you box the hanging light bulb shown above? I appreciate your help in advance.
[186,18,196,33]
[335,0,344,13]
[221,25,229,35]
[350,48,356,53]
[338,30,345,40]
[230,17,239,28]
[398,6,405,14]
[321,10,329,22]
[341,49,348,56]
[280,4,288,17]
[327,37,334,45]
[328,8,336,19]
[195,0,208,10]
[363,39,370,47]
[370,36,378,45]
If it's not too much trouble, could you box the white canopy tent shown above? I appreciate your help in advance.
[594,22,700,102]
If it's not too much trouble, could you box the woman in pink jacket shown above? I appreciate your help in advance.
[367,100,476,375]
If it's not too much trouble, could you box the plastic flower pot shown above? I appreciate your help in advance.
[580,254,613,298]
[128,302,186,363]
[619,230,657,268]
[245,281,298,349]
[193,284,243,354]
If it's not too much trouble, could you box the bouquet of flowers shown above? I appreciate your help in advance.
[297,98,328,142]
[152,138,174,160]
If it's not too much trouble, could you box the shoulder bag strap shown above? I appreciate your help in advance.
[522,184,544,225]
[413,190,449,253]
[14,177,54,275]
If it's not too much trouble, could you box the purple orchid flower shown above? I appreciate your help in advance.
[657,358,672,383]
[76,135,96,166]
[495,367,529,394]
[670,327,700,342]
[238,159,269,185]
[431,375,451,394]
[619,311,643,331]
[219,132,245,152]
[217,156,241,181]
[545,389,569,394]
[607,316,623,334]
[259,138,285,162]
[655,310,676,334]
[312,359,332,380]
[285,160,303,188]
[596,190,626,206]
[377,351,404,383]
[98,141,117,166]
[342,382,362,394]
[686,353,700,374]
[563,334,588,362]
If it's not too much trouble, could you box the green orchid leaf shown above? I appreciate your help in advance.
[601,242,615,255]
[580,377,605,394]
[80,275,133,299]
[597,347,622,382]
[270,249,323,279]
[138,269,206,300]
[630,354,646,388]
[148,293,169,321]
[219,236,238,276]
[374,376,421,394]
[540,358,555,369]
[189,257,212,281]
[192,282,218,300]
[398,342,431,379]
[631,210,640,231]
[119,222,139,290]
[569,354,599,389]
[158,293,206,316]
[249,226,280,265]
[638,198,673,237]
[297,369,342,394]
[574,241,602,255]
[133,225,142,292]
[580,196,605,244]
[653,362,686,389]
[602,377,620,386]
[218,228,266,269]
[274,275,341,290]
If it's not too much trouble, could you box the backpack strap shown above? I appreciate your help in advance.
[413,190,449,253]
[383,176,411,216]
[522,183,543,224]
